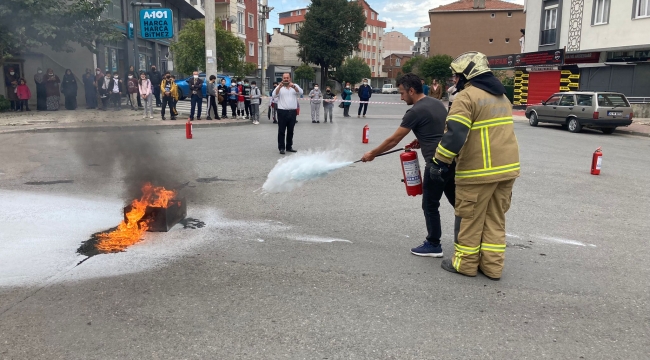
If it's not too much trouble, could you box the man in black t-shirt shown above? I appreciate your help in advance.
[361,73,455,258]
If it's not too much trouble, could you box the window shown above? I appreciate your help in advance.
[559,95,575,106]
[249,42,255,57]
[576,95,593,106]
[593,0,610,24]
[103,0,122,22]
[248,13,254,28]
[508,12,512,17]
[505,38,510,43]
[491,13,495,18]
[238,11,245,34]
[545,94,561,105]
[541,5,558,45]
[635,0,650,18]
[395,58,401,67]
[297,9,301,15]
[597,94,629,107]
[489,38,494,43]
[372,13,375,20]
[295,23,301,32]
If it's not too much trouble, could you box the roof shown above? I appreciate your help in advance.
[430,0,523,12]
[279,31,299,40]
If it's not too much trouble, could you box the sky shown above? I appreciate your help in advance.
[266,0,525,41]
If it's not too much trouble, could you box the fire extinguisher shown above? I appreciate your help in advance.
[591,146,602,175]
[186,120,193,139]
[362,124,369,144]
[296,102,300,116]
[400,149,423,196]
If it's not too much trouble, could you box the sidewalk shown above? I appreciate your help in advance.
[0,98,270,134]
[512,110,650,137]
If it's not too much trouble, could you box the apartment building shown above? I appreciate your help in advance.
[383,53,413,80]
[383,30,414,57]
[215,0,261,70]
[413,25,430,57]
[277,0,387,78]
[522,0,650,99]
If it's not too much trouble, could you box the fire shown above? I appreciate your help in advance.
[96,182,176,253]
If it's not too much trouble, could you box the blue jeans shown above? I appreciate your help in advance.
[190,94,202,119]
[422,162,456,246]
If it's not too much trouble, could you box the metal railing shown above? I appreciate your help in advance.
[628,97,650,104]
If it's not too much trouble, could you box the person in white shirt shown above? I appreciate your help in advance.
[308,84,322,123]
[250,81,261,125]
[274,73,303,154]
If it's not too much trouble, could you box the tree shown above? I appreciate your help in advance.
[420,54,454,83]
[334,57,371,86]
[401,56,426,76]
[232,62,257,79]
[297,0,366,86]
[170,19,247,75]
[0,0,120,62]
[293,63,315,86]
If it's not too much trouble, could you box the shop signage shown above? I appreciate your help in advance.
[564,52,600,64]
[140,9,174,39]
[488,49,565,68]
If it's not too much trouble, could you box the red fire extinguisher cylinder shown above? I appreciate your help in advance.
[186,120,193,139]
[591,147,602,175]
[400,149,423,196]
[362,124,369,144]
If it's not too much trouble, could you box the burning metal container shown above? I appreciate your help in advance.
[124,198,186,232]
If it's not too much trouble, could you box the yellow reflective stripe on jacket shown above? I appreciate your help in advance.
[454,243,480,254]
[481,243,506,253]
[471,117,513,130]
[437,144,457,158]
[456,162,520,178]
[448,115,472,128]
[480,128,492,169]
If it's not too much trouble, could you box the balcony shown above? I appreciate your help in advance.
[540,29,557,46]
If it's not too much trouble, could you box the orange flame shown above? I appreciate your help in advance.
[96,182,176,253]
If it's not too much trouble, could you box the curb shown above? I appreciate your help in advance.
[0,119,252,135]
[614,129,650,138]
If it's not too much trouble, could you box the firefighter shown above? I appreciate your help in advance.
[430,51,520,280]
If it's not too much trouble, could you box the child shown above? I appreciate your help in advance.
[228,81,238,118]
[109,72,122,111]
[236,79,245,119]
[322,86,337,123]
[127,73,139,110]
[250,81,261,125]
[16,78,31,111]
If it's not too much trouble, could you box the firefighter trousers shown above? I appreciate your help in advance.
[452,179,515,279]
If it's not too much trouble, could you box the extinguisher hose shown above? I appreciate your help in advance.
[354,148,405,163]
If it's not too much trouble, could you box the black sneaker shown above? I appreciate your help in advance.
[478,267,500,281]
[273,120,277,123]
[441,259,475,277]
[316,121,320,123]
[312,121,316,123]
[171,116,176,120]
[206,116,212,120]
[279,150,285,154]
[286,149,297,153]
[410,241,443,257]
[162,116,166,120]
[197,117,201,120]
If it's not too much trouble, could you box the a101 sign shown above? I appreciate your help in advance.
[140,9,174,39]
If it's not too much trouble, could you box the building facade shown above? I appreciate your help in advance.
[522,0,650,99]
[266,28,319,88]
[277,0,387,78]
[383,53,413,80]
[215,0,261,72]
[1,0,204,106]
[413,25,430,57]
[428,0,525,57]
[382,30,414,57]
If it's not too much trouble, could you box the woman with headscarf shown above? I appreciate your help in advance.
[34,68,47,111]
[44,68,61,111]
[61,69,78,110]
[82,68,97,109]
[4,67,20,111]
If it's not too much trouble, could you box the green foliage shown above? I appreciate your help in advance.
[0,95,10,112]
[401,55,453,82]
[294,64,315,82]
[297,0,366,85]
[232,62,257,78]
[334,57,371,85]
[0,0,120,62]
[170,19,247,75]
[493,70,514,85]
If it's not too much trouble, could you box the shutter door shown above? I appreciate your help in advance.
[527,71,561,105]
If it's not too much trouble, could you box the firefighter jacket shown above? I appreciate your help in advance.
[434,83,520,185]
[160,79,179,101]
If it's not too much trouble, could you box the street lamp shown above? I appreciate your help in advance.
[131,2,162,73]
[258,0,274,94]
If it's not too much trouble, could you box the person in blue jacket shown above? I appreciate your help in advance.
[342,82,352,117]
[228,81,238,118]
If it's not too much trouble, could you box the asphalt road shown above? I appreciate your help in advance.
[1,94,649,359]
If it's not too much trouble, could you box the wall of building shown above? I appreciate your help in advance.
[383,31,414,54]
[578,0,650,51]
[268,30,302,67]
[429,10,525,57]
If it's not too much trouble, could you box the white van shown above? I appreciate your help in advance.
[382,84,398,94]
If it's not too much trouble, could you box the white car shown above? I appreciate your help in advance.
[382,84,398,94]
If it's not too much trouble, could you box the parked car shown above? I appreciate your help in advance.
[175,73,232,100]
[372,87,382,94]
[525,91,633,134]
[382,84,398,94]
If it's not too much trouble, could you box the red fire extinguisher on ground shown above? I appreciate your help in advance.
[362,124,369,143]
[400,149,423,196]
[186,120,193,139]
[591,147,602,175]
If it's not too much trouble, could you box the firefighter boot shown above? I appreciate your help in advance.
[441,259,475,277]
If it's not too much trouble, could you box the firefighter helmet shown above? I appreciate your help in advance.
[450,51,491,80]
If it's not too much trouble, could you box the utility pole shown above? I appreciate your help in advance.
[131,2,162,73]
[258,0,273,94]
[205,0,218,75]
